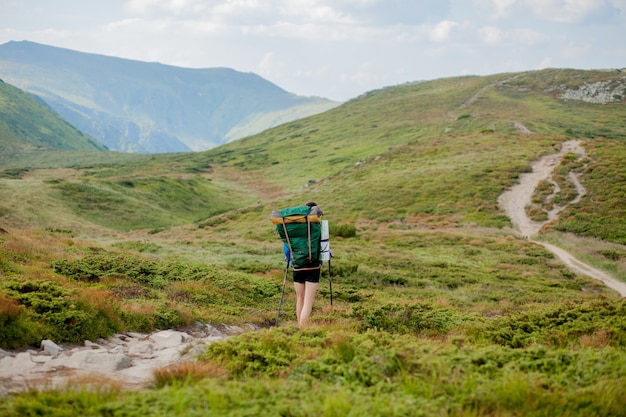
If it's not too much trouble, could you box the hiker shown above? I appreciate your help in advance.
[271,201,324,327]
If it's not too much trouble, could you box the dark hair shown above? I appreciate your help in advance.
[305,201,317,207]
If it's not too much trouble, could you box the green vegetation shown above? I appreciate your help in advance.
[51,176,245,231]
[1,68,626,415]
[0,79,106,155]
[0,232,284,345]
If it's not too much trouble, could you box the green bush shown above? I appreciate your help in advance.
[0,295,40,349]
[330,223,357,238]
[53,253,206,287]
[482,299,626,348]
[154,308,187,330]
[2,280,122,344]
[351,302,460,335]
[203,329,299,377]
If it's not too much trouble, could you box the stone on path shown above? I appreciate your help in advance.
[0,352,36,375]
[149,330,189,348]
[41,339,63,357]
[48,350,132,373]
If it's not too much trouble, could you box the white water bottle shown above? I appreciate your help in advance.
[320,220,330,261]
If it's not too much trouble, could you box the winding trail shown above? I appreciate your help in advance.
[498,140,626,297]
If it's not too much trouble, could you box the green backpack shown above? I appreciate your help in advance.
[271,205,322,269]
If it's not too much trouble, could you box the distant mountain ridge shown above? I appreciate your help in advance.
[0,41,339,153]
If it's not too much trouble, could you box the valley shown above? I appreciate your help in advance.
[1,68,626,416]
[1,137,624,397]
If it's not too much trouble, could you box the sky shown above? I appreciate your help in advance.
[1,0,625,102]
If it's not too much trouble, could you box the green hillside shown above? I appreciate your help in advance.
[1,68,626,416]
[194,69,626,243]
[0,79,106,156]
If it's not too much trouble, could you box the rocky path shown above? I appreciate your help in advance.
[0,323,256,396]
[498,140,626,297]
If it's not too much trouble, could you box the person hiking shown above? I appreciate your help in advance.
[271,201,324,327]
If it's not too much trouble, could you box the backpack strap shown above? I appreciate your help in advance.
[293,264,321,272]
[280,219,295,264]
[282,214,313,264]
[306,215,312,263]
[270,215,320,224]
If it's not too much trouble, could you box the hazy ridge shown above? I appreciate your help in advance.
[0,40,339,153]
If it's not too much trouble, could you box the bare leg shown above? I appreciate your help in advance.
[298,282,319,327]
[293,282,305,323]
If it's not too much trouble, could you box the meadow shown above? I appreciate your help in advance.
[1,69,625,416]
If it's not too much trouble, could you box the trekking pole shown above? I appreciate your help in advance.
[320,219,332,306]
[276,259,289,327]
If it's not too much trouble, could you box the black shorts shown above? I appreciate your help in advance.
[293,263,321,283]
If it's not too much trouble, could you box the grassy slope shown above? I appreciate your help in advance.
[1,69,626,416]
[0,80,106,155]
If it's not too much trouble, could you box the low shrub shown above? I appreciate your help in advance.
[0,294,40,349]
[481,299,626,348]
[330,223,357,238]
[350,302,460,335]
[2,279,122,344]
[202,329,300,377]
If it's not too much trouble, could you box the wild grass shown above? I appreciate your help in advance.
[1,69,625,415]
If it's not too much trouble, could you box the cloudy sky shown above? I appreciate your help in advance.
[1,0,625,101]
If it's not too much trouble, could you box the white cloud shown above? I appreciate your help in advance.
[609,0,626,14]
[610,0,626,6]
[428,20,458,42]
[510,28,546,45]
[125,0,203,15]
[479,26,545,46]
[124,0,356,24]
[280,1,357,24]
[526,0,606,23]
[489,0,517,18]
[258,51,282,77]
[479,26,503,44]
[485,0,617,23]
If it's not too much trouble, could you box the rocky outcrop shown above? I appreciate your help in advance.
[550,75,626,104]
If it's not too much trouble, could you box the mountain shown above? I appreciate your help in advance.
[0,40,339,153]
[0,78,106,157]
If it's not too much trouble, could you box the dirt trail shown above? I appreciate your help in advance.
[498,140,626,297]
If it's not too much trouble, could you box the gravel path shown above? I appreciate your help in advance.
[498,140,626,297]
